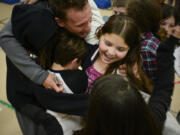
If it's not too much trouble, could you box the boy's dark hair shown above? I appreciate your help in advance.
[39,29,87,69]
[126,0,162,33]
[48,0,88,22]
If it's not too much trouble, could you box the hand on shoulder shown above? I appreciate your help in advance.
[43,73,65,93]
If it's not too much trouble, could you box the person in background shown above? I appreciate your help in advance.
[126,0,162,82]
[111,0,126,15]
[158,4,180,77]
[110,0,161,82]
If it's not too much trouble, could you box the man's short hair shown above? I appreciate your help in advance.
[48,0,88,22]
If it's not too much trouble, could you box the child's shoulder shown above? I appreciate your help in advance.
[49,69,88,94]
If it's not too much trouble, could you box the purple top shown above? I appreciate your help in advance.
[85,65,102,94]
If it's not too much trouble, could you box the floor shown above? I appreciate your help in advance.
[0,2,180,135]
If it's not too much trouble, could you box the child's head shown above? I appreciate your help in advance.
[126,0,161,33]
[111,0,127,15]
[82,75,161,135]
[160,4,175,37]
[97,15,140,66]
[40,29,87,69]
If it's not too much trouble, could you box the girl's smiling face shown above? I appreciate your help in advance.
[99,33,129,64]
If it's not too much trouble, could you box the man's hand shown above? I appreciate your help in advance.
[43,73,64,92]
[24,0,38,4]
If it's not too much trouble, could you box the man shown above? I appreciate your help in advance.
[0,0,104,92]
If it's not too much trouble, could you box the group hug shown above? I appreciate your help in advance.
[0,0,180,134]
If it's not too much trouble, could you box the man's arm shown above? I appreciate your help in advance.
[0,21,48,85]
[0,21,62,92]
[149,36,179,125]
[149,26,180,125]
[32,83,88,116]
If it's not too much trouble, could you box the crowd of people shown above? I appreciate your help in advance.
[0,0,180,135]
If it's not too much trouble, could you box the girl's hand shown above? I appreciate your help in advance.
[172,26,180,39]
[43,73,65,93]
[118,63,140,78]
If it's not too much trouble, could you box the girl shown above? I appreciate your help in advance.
[83,14,152,94]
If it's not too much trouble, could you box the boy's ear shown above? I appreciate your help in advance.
[72,58,80,64]
[55,17,65,27]
[67,58,81,70]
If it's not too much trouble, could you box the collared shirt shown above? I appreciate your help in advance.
[141,32,160,81]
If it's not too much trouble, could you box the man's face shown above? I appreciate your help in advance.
[58,3,92,38]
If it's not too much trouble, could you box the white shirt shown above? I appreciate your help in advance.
[174,46,180,77]
[85,0,104,45]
